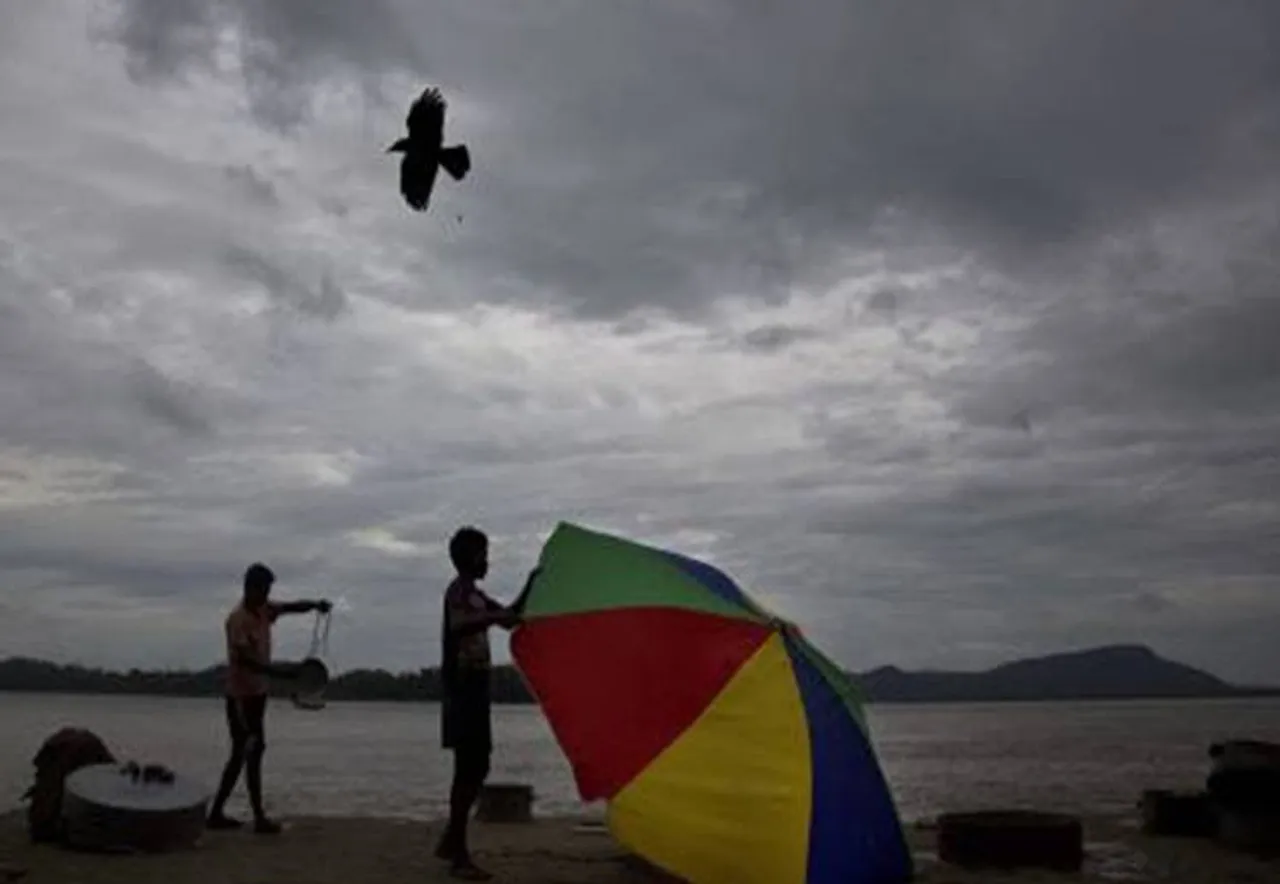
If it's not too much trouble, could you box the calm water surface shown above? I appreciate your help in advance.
[3,694,1277,822]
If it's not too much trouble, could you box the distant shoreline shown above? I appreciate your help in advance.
[3,687,1279,706]
[4,645,1277,706]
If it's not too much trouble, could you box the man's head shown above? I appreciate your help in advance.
[449,526,489,580]
[243,562,275,607]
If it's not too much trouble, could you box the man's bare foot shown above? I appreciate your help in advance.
[253,818,283,836]
[206,813,242,831]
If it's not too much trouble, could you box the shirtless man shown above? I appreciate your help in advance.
[206,562,331,834]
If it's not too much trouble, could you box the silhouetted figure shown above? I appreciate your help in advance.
[206,563,331,835]
[387,87,471,212]
[435,527,538,881]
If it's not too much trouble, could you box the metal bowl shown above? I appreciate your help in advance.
[294,657,330,694]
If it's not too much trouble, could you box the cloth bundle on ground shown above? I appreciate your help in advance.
[22,727,115,843]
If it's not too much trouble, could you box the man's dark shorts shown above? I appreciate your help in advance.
[225,694,268,749]
[441,668,492,755]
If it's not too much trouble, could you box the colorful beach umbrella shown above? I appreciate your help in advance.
[511,522,912,884]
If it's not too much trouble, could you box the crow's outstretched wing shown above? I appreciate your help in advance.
[406,87,446,147]
[400,154,440,211]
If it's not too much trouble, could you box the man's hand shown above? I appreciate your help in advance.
[315,599,333,614]
[511,567,541,616]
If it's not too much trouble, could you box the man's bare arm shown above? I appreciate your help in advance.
[448,597,511,635]
[447,578,532,636]
[271,599,331,617]
[455,570,539,634]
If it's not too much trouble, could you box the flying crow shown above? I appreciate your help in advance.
[386,87,471,212]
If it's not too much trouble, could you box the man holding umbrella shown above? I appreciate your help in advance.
[435,526,538,880]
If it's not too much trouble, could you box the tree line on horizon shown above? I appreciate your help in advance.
[0,657,538,703]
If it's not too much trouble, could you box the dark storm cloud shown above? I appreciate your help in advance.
[0,249,217,455]
[935,197,1280,483]
[98,0,426,130]
[776,175,1280,681]
[2,1,1277,681]
[0,513,240,601]
[103,0,1280,316]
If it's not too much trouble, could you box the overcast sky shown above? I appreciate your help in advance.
[2,1,1279,682]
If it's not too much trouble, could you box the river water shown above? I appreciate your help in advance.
[3,693,1277,822]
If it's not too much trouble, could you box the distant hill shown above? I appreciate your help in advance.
[856,644,1258,703]
[0,644,1270,704]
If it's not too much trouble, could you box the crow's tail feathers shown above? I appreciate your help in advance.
[440,145,471,181]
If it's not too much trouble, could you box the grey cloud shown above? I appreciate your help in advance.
[98,0,425,130]
[802,222,1280,677]
[0,517,239,602]
[127,359,216,436]
[738,324,823,353]
[0,254,216,458]
[318,196,349,218]
[103,0,1280,318]
[2,3,1279,681]
[223,164,280,206]
[221,242,349,320]
[864,290,901,320]
[942,201,1280,446]
[94,0,222,84]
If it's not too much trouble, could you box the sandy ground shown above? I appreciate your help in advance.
[1,811,1277,883]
